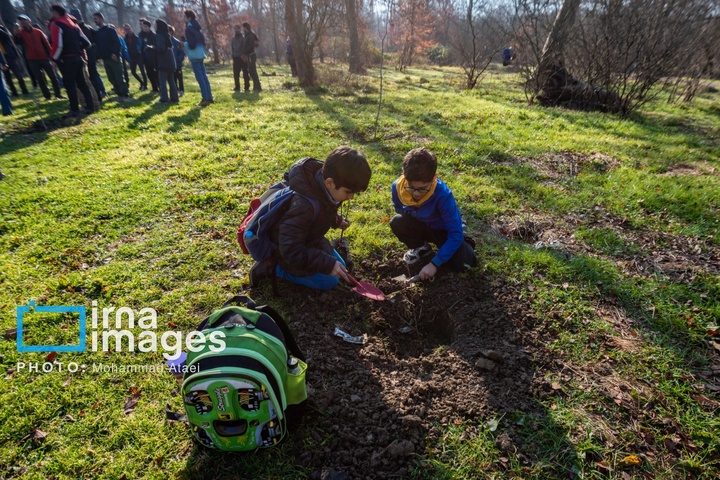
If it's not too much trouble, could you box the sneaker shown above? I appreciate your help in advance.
[403,243,433,265]
[178,90,184,97]
[249,259,275,287]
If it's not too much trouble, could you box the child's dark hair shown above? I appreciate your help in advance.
[402,148,437,182]
[184,10,196,20]
[323,146,371,193]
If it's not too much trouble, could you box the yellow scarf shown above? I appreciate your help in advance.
[396,175,438,207]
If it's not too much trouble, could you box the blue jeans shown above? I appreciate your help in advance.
[276,250,346,291]
[190,59,213,101]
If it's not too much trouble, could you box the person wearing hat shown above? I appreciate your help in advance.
[15,14,64,100]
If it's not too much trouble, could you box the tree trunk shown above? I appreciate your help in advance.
[270,0,280,64]
[346,0,364,74]
[115,0,125,27]
[200,0,220,64]
[285,0,316,87]
[535,0,580,92]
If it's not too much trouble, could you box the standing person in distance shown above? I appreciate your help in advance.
[240,22,261,92]
[230,24,244,92]
[48,3,95,118]
[70,9,105,102]
[0,48,14,115]
[138,19,158,92]
[152,19,178,104]
[92,12,130,102]
[183,9,213,106]
[0,23,29,96]
[123,23,147,91]
[15,14,64,100]
[168,26,185,96]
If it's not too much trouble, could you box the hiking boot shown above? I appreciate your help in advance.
[249,259,275,287]
[403,243,432,265]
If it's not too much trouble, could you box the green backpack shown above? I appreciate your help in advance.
[182,296,307,451]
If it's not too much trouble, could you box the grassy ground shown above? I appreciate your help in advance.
[1,60,719,479]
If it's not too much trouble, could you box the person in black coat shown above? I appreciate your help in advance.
[239,22,261,92]
[138,18,158,92]
[151,19,177,103]
[0,24,29,96]
[250,147,372,291]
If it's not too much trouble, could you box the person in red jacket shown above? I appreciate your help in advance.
[16,14,63,100]
[48,3,94,117]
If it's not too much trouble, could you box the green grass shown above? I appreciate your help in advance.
[1,60,719,478]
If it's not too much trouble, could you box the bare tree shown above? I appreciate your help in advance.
[284,0,334,87]
[451,0,506,89]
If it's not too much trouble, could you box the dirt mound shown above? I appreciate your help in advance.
[272,255,543,478]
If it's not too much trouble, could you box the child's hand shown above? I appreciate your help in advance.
[418,262,438,281]
[331,261,349,282]
[338,217,351,229]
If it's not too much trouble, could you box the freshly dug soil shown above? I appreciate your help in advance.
[274,254,545,479]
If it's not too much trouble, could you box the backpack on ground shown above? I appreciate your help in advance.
[181,296,307,451]
[237,178,319,262]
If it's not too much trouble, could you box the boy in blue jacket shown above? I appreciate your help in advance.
[390,148,477,280]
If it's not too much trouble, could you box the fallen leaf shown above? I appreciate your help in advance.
[91,401,102,410]
[692,394,720,409]
[32,429,47,440]
[45,352,57,362]
[595,461,611,472]
[62,377,72,387]
[551,382,562,390]
[168,321,177,328]
[124,393,141,415]
[64,415,75,422]
[129,385,141,395]
[4,328,17,339]
[88,448,96,455]
[619,455,640,467]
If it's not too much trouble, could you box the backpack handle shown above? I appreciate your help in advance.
[221,295,256,309]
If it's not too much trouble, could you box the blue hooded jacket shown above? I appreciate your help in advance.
[391,178,465,267]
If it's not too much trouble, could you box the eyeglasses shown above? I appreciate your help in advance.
[403,185,431,194]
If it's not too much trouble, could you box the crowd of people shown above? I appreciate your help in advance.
[0,3,265,118]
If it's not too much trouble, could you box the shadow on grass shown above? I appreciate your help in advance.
[176,264,583,478]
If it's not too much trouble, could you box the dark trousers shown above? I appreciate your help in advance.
[240,53,261,91]
[3,57,28,95]
[86,56,105,99]
[103,58,128,97]
[129,57,147,88]
[390,214,478,272]
[28,59,62,98]
[175,67,184,92]
[58,56,94,113]
[144,58,158,91]
[157,69,178,102]
[232,56,243,89]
